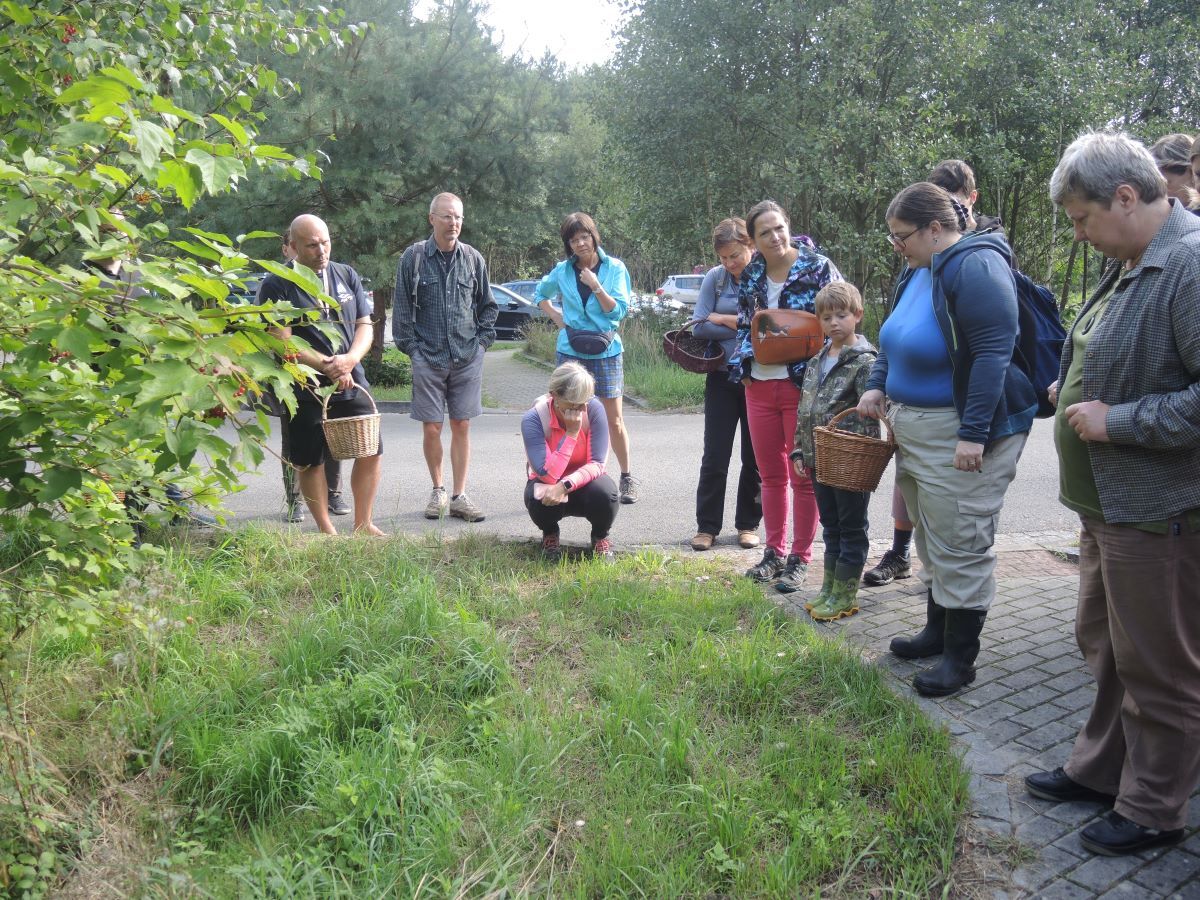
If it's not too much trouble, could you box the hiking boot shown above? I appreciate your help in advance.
[745,547,785,582]
[286,502,306,524]
[798,563,836,608]
[863,549,911,586]
[890,592,945,659]
[328,491,350,516]
[1079,811,1183,857]
[619,473,640,504]
[810,574,862,622]
[774,555,808,594]
[449,493,486,522]
[424,486,449,519]
[541,533,562,562]
[737,529,760,549]
[691,532,715,551]
[592,537,615,559]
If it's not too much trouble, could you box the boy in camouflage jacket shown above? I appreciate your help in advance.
[787,283,879,620]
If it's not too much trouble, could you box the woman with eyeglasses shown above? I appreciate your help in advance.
[534,213,639,504]
[729,200,843,591]
[857,182,1036,697]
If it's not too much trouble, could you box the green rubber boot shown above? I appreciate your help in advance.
[801,562,836,610]
[810,567,863,622]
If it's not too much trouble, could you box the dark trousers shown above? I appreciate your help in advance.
[1064,515,1200,831]
[525,475,618,540]
[278,414,342,505]
[695,372,761,534]
[813,478,870,572]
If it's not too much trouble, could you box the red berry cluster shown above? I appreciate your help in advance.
[62,23,77,43]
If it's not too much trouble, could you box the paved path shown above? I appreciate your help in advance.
[222,348,1199,897]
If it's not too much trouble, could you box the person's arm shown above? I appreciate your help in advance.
[559,399,609,490]
[587,257,631,323]
[474,252,498,349]
[951,251,1019,444]
[534,266,565,329]
[522,405,580,484]
[324,318,372,388]
[693,267,739,341]
[391,248,416,355]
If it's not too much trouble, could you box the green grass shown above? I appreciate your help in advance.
[523,312,706,410]
[19,531,972,897]
[368,383,412,402]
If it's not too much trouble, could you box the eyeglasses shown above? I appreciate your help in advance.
[887,225,925,249]
[569,234,594,246]
[434,214,464,223]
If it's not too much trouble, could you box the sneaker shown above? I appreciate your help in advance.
[424,486,448,519]
[745,547,784,582]
[286,503,306,524]
[541,533,562,562]
[592,537,615,559]
[328,491,350,516]
[691,532,715,551]
[863,549,911,586]
[619,473,640,504]
[1024,768,1116,805]
[449,492,485,522]
[774,554,808,593]
[737,529,760,549]
[171,506,217,528]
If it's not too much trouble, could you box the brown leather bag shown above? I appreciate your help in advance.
[750,308,824,364]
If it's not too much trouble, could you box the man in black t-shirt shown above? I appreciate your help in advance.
[257,214,384,535]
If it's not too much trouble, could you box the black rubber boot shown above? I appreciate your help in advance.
[913,608,987,697]
[889,591,945,659]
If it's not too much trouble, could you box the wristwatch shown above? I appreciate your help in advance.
[562,478,574,492]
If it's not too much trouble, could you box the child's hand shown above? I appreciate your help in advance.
[793,459,807,478]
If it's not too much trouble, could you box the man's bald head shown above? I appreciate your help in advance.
[287,214,331,272]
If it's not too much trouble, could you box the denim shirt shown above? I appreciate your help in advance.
[392,238,497,369]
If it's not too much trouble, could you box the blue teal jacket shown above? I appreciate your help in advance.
[534,247,631,359]
[866,232,1037,445]
[728,236,842,387]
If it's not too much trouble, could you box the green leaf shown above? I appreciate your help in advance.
[210,113,250,146]
[56,75,132,107]
[130,119,174,169]
[98,65,147,93]
[151,94,203,126]
[156,159,201,208]
[135,360,206,406]
[57,326,94,359]
[38,467,82,503]
[0,0,33,24]
[168,240,223,262]
[54,121,110,147]
[183,148,245,193]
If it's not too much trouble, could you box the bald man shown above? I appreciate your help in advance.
[258,214,384,535]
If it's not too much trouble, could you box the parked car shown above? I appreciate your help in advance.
[655,274,705,306]
[501,280,539,302]
[492,283,547,340]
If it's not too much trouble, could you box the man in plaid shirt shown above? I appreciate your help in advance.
[392,192,498,523]
[1025,132,1200,857]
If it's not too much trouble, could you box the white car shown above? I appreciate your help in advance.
[655,274,704,307]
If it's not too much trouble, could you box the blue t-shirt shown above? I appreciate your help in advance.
[879,267,953,407]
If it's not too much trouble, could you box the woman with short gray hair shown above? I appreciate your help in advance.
[1050,131,1166,207]
[521,361,620,560]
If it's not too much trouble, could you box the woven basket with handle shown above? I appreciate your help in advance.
[321,383,381,460]
[813,408,896,492]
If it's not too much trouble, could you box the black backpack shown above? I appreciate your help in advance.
[940,245,1067,418]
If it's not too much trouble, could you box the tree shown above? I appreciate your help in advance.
[0,0,344,885]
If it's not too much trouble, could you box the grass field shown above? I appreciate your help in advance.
[17,530,976,897]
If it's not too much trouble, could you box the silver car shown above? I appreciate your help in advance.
[655,274,704,307]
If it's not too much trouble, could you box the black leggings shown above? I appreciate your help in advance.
[524,475,618,540]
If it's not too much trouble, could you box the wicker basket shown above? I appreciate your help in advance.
[662,320,726,374]
[321,383,381,460]
[813,408,896,492]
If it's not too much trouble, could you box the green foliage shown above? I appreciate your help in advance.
[19,530,972,895]
[361,347,411,388]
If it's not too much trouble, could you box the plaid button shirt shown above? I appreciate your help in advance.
[391,238,497,369]
[1058,200,1200,523]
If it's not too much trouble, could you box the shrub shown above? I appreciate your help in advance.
[363,349,412,388]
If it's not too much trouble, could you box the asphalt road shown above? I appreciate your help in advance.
[217,412,1078,550]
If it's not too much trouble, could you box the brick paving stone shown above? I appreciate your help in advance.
[1042,801,1110,826]
[1051,833,1094,859]
[1069,854,1144,893]
[1053,670,1097,693]
[1130,848,1200,894]
[1014,720,1080,752]
[1017,814,1077,845]
[960,680,1021,706]
[1011,845,1086,890]
[1038,654,1087,676]
[979,718,1026,746]
[1097,883,1158,898]
[963,699,1023,726]
[1006,682,1065,712]
[1013,701,1072,729]
[999,667,1050,691]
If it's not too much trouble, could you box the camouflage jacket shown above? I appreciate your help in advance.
[791,336,879,473]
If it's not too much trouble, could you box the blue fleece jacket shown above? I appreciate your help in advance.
[866,232,1037,445]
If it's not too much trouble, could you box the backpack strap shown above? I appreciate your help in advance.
[410,240,426,313]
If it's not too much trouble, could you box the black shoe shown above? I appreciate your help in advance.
[863,549,911,586]
[286,503,306,524]
[1079,810,1183,856]
[1025,768,1116,805]
[328,492,350,516]
[913,608,986,697]
[745,547,784,582]
[171,507,217,528]
[890,592,945,659]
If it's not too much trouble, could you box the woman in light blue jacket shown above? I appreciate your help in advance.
[535,213,638,503]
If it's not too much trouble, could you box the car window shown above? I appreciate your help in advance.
[681,277,703,290]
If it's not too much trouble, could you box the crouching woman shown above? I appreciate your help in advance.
[522,362,619,560]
